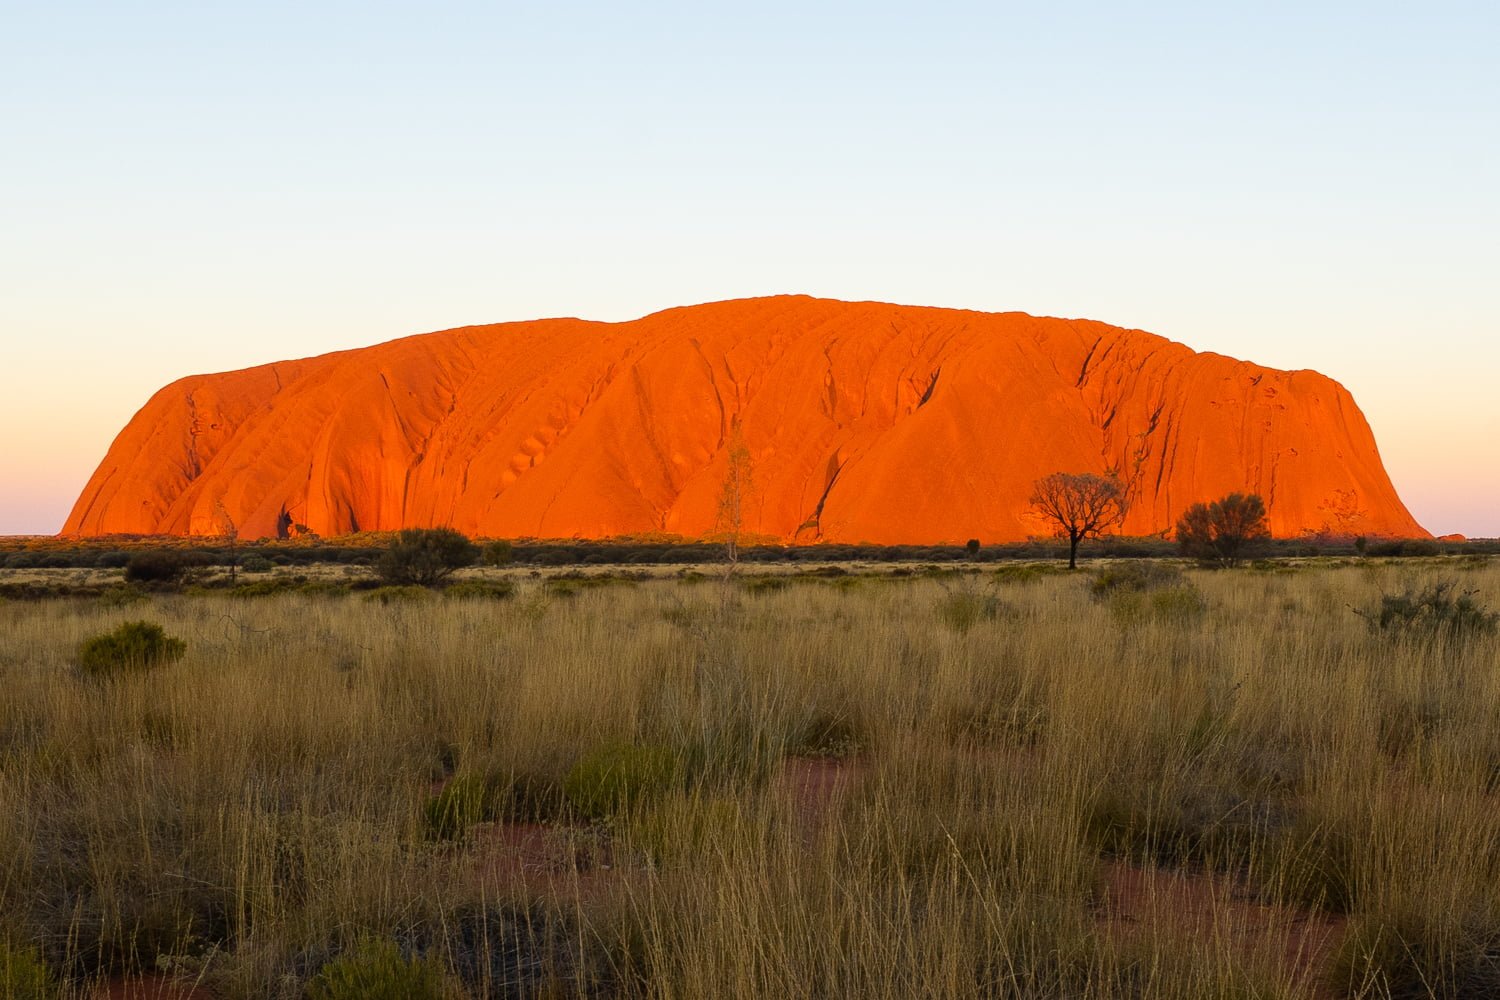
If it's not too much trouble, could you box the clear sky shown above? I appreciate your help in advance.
[3,2,1496,537]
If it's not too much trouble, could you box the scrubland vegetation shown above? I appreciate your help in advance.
[1,556,1498,998]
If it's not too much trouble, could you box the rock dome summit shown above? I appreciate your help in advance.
[64,296,1427,543]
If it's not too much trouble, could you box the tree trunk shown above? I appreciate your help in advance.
[1068,534,1079,570]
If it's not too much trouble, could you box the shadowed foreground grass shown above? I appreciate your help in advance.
[0,559,1497,998]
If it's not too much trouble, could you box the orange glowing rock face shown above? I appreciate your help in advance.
[63,296,1428,542]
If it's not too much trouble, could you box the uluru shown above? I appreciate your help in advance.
[63,295,1427,543]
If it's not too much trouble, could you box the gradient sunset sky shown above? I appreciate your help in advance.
[3,2,1496,537]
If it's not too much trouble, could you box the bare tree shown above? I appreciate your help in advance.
[1028,472,1129,570]
[716,423,754,576]
[214,499,239,584]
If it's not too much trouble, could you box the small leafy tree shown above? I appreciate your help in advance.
[1028,472,1129,570]
[1176,492,1271,568]
[377,528,479,586]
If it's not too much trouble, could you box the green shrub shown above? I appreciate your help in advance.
[77,620,186,678]
[298,580,350,597]
[1087,780,1275,871]
[1106,584,1207,628]
[422,773,496,840]
[240,555,274,573]
[230,577,302,597]
[97,584,148,608]
[1089,561,1185,597]
[1149,585,1208,621]
[361,585,430,605]
[0,941,58,1000]
[1364,581,1498,639]
[443,579,516,601]
[376,528,479,587]
[935,587,1001,632]
[1267,811,1358,913]
[739,575,789,595]
[307,938,450,1000]
[627,793,746,864]
[991,563,1047,585]
[563,742,683,820]
[543,578,581,599]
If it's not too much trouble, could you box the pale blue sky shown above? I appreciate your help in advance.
[3,2,1496,535]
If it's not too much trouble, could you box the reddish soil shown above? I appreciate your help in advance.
[466,820,618,901]
[1101,861,1346,995]
[97,757,1349,998]
[776,755,869,825]
[95,974,211,1000]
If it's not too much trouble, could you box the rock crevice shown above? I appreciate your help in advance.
[63,296,1427,542]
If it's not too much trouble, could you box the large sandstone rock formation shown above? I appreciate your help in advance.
[64,296,1427,542]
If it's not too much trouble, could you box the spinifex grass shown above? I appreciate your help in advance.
[0,559,1494,997]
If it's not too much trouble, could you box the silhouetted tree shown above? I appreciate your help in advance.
[1176,492,1271,567]
[1029,472,1129,570]
[377,528,480,586]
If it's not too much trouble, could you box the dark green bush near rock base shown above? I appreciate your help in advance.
[76,620,186,679]
[123,550,188,585]
[480,539,514,567]
[239,554,274,573]
[306,938,450,1000]
[376,528,479,587]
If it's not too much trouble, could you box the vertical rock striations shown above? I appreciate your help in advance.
[64,296,1427,542]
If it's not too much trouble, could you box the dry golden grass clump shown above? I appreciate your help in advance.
[0,557,1496,998]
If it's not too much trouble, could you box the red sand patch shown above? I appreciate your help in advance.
[1102,861,1346,994]
[95,974,210,1000]
[465,820,617,900]
[776,755,867,824]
